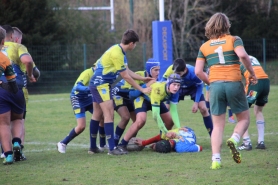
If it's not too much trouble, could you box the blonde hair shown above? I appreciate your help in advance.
[205,13,231,39]
[12,27,23,38]
[0,26,6,42]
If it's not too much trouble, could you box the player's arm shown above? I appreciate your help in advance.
[0,64,18,93]
[234,46,257,85]
[194,77,204,103]
[169,103,181,129]
[152,106,168,134]
[20,54,36,83]
[175,143,202,153]
[162,65,173,81]
[120,70,151,94]
[195,60,209,85]
[126,66,153,83]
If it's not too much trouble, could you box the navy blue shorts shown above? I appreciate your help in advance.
[113,95,135,112]
[179,87,205,102]
[0,88,25,114]
[134,96,169,114]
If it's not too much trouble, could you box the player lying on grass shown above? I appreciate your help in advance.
[112,58,160,146]
[135,126,202,153]
[117,74,182,153]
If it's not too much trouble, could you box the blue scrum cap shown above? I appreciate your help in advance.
[167,73,182,86]
[145,58,160,77]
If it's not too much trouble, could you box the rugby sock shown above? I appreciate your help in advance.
[12,137,21,145]
[90,119,99,149]
[205,101,211,114]
[1,145,4,154]
[228,108,233,117]
[114,126,125,146]
[104,122,115,151]
[256,120,265,143]
[99,126,106,147]
[212,153,221,162]
[142,134,161,146]
[119,139,129,146]
[231,133,240,143]
[4,151,13,157]
[203,116,213,136]
[61,128,78,145]
[243,136,251,145]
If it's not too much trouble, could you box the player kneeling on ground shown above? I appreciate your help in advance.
[135,127,202,153]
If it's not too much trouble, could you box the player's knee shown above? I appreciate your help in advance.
[199,106,208,115]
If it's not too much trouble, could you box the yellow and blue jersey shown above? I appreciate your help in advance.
[90,44,127,86]
[148,81,179,106]
[71,68,94,99]
[2,41,31,88]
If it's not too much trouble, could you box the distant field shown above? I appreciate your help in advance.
[0,86,278,185]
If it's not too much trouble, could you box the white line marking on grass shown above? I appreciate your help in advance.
[29,98,68,103]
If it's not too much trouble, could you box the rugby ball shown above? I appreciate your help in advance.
[33,67,40,79]
[126,137,145,152]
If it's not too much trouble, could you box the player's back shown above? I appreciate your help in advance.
[198,35,242,82]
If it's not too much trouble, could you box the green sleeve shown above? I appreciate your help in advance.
[170,103,181,129]
[152,106,168,134]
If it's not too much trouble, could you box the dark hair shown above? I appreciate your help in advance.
[121,29,139,45]
[172,58,186,72]
[1,25,13,36]
[155,140,172,153]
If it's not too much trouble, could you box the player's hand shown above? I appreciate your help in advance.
[191,102,198,113]
[28,75,37,83]
[141,87,151,94]
[166,131,176,139]
[134,138,143,146]
[249,74,258,85]
[142,77,155,83]
[150,143,156,151]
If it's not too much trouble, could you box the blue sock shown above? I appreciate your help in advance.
[119,138,129,146]
[99,126,106,147]
[206,101,211,115]
[203,116,213,136]
[228,108,233,117]
[61,128,78,145]
[1,144,4,154]
[90,119,99,149]
[114,126,125,146]
[104,122,115,151]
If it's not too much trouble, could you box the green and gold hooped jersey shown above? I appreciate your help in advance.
[197,35,243,83]
[2,41,30,73]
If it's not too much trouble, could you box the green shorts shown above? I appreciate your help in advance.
[210,81,248,115]
[246,78,269,106]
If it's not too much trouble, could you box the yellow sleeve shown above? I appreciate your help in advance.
[162,65,174,79]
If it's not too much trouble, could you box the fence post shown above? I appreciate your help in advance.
[263,38,266,70]
[142,42,146,66]
[83,44,87,70]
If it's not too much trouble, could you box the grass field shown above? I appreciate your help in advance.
[1,86,278,185]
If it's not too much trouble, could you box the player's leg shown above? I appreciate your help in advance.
[98,119,107,151]
[119,112,147,151]
[160,103,174,130]
[114,96,131,146]
[227,82,250,164]
[254,105,266,149]
[197,96,213,136]
[227,104,236,123]
[118,97,148,153]
[254,78,269,149]
[9,89,25,162]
